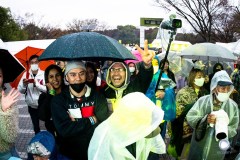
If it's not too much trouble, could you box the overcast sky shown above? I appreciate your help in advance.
[1,0,167,29]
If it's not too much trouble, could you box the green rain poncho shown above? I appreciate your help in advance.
[88,92,166,160]
[186,70,239,160]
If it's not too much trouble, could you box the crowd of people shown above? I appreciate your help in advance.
[0,41,240,160]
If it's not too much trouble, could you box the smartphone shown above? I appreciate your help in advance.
[28,79,34,83]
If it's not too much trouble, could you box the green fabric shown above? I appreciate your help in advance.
[167,144,179,159]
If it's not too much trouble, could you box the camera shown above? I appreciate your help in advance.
[172,19,182,28]
[160,18,182,30]
[28,79,34,83]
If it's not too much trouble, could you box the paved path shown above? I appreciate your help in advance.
[15,95,45,160]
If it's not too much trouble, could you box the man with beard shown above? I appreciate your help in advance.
[51,61,109,160]
[103,40,155,115]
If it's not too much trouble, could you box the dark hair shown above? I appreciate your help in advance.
[44,65,63,83]
[127,62,136,67]
[127,62,137,75]
[187,68,204,87]
[213,63,224,73]
[0,64,4,88]
[29,55,39,62]
[236,63,240,70]
[159,59,169,70]
[85,62,98,89]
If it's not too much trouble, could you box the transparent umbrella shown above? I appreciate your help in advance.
[180,43,237,62]
[194,60,234,76]
[157,51,194,77]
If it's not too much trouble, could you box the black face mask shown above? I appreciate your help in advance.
[70,83,85,93]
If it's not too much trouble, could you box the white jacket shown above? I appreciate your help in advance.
[18,69,46,108]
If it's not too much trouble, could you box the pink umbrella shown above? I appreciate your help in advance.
[125,50,142,64]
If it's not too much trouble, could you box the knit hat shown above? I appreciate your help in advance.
[27,131,55,157]
[64,61,86,76]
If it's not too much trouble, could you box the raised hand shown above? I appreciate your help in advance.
[1,88,20,112]
[23,78,29,86]
[135,40,155,68]
[46,83,54,90]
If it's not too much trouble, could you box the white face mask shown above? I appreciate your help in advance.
[129,67,135,73]
[194,77,205,87]
[31,64,39,71]
[215,92,230,102]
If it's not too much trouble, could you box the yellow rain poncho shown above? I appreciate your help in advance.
[88,92,166,160]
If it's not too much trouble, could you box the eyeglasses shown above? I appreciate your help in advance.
[110,68,125,72]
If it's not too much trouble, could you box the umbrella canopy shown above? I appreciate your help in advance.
[125,50,142,64]
[194,60,234,76]
[180,43,237,62]
[11,46,54,88]
[15,46,43,69]
[0,49,25,83]
[232,39,240,56]
[0,39,25,83]
[14,46,54,71]
[157,51,194,77]
[38,32,137,61]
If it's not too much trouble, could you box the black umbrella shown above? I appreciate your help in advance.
[0,49,25,83]
[38,32,137,61]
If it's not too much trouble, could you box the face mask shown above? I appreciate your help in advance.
[31,64,39,71]
[215,69,221,72]
[70,83,85,93]
[129,67,135,73]
[215,92,230,102]
[194,78,205,87]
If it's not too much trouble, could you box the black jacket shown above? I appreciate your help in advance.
[51,86,108,160]
[39,92,53,122]
[38,92,57,138]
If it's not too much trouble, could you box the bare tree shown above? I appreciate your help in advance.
[15,12,43,29]
[66,18,109,32]
[154,0,237,42]
[96,21,110,31]
[66,19,85,32]
[211,6,240,42]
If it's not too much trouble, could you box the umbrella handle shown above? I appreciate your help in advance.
[26,61,29,79]
[26,71,29,79]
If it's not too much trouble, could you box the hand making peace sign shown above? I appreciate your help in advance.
[135,40,155,68]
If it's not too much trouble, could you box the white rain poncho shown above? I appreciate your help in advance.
[186,70,239,160]
[88,92,166,160]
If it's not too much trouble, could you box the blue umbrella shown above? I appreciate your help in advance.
[38,32,137,61]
